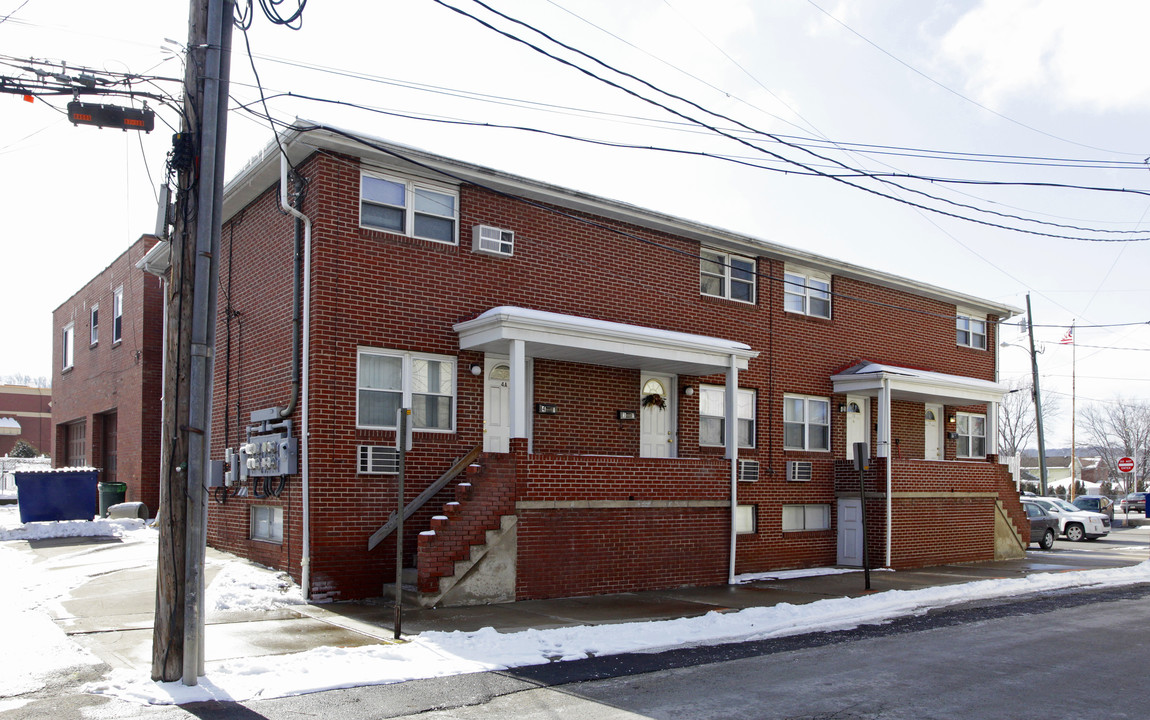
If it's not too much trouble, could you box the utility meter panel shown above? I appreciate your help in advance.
[239,433,298,478]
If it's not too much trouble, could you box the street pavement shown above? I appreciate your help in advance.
[14,521,1150,675]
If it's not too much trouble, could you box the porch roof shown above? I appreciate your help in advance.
[830,362,1007,406]
[454,306,757,376]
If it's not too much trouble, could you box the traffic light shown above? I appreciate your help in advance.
[67,101,154,132]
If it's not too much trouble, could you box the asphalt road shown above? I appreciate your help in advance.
[26,580,1145,720]
[7,528,1149,719]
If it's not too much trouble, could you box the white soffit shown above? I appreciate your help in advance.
[454,306,757,376]
[830,362,1007,406]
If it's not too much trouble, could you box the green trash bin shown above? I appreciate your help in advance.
[98,481,127,518]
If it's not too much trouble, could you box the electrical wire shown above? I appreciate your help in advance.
[243,110,1150,334]
[430,0,1150,242]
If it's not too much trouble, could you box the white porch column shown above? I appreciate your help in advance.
[876,379,892,458]
[509,339,527,439]
[987,402,999,456]
[725,359,739,461]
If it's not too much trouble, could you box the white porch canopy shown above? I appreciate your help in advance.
[454,306,757,376]
[830,361,1009,458]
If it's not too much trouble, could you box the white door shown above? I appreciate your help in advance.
[837,498,863,566]
[484,357,511,453]
[924,403,942,460]
[640,375,674,458]
[844,396,869,460]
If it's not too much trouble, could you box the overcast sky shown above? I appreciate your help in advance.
[2,0,1148,449]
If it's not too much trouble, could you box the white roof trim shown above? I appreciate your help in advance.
[223,121,1020,320]
[831,362,1007,406]
[454,306,757,376]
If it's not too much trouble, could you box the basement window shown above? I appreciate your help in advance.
[251,505,283,544]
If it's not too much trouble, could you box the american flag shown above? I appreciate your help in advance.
[1060,328,1074,345]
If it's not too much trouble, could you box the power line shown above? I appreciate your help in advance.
[429,0,1150,243]
[804,0,1140,156]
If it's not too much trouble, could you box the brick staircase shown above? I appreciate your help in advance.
[397,454,518,607]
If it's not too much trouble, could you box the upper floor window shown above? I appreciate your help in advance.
[699,385,755,447]
[956,412,986,458]
[956,310,986,350]
[360,172,458,245]
[62,323,75,370]
[90,305,99,346]
[784,268,831,318]
[700,249,755,304]
[357,347,455,432]
[783,394,830,451]
[112,287,123,344]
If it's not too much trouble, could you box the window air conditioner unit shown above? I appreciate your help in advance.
[785,460,813,482]
[738,459,759,482]
[358,445,399,474]
[472,225,514,258]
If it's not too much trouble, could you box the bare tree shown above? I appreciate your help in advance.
[1,374,50,388]
[998,377,1061,457]
[1079,398,1150,494]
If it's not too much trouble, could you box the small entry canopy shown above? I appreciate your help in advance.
[454,306,757,376]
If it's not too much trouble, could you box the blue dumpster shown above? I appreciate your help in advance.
[14,469,100,523]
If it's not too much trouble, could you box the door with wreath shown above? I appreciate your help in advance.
[639,375,674,458]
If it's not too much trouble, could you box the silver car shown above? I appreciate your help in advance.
[1029,497,1110,541]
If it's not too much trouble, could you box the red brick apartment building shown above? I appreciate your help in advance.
[51,235,165,514]
[205,124,1026,605]
[0,385,51,456]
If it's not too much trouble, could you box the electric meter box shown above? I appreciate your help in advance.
[238,434,298,478]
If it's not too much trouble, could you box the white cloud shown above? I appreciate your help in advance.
[940,0,1150,112]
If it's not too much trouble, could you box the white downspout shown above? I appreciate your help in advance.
[280,153,312,600]
[726,354,739,584]
[882,377,892,568]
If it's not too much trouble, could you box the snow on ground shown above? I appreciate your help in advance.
[2,504,1150,706]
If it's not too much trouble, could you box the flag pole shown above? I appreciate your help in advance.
[1068,321,1076,500]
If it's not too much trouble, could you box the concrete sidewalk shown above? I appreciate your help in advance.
[24,524,1150,674]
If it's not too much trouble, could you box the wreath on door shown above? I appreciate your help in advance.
[642,393,666,409]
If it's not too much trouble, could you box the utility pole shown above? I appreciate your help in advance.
[1025,294,1049,497]
[152,0,233,685]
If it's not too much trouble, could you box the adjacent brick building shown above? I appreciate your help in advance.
[207,124,1027,604]
[0,384,51,456]
[51,235,165,513]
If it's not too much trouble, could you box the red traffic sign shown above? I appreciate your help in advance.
[1117,457,1135,473]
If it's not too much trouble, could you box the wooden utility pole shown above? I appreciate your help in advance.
[152,0,232,684]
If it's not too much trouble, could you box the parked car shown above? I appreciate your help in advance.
[1072,495,1114,519]
[1028,497,1110,541]
[1021,500,1058,550]
[1118,492,1149,513]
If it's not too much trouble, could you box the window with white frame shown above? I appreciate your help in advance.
[956,412,986,458]
[360,172,458,245]
[90,305,99,346]
[735,504,757,534]
[782,504,830,531]
[783,268,831,318]
[783,395,830,451]
[251,505,283,543]
[700,249,756,304]
[112,287,123,344]
[62,323,74,370]
[956,310,986,349]
[357,348,455,431]
[699,385,755,447]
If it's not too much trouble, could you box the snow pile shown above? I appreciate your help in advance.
[84,560,1150,705]
[207,561,304,612]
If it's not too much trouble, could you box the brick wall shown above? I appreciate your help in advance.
[0,386,52,456]
[51,235,164,512]
[833,457,1025,568]
[208,148,1013,599]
